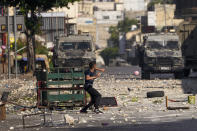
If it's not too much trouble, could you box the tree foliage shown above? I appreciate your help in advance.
[0,0,79,72]
[35,42,48,55]
[109,26,119,47]
[118,17,138,33]
[100,47,119,66]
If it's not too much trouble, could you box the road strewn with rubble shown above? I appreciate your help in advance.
[1,66,197,131]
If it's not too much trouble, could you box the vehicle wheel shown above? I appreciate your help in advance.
[174,72,184,79]
[184,69,190,77]
[147,91,165,98]
[141,70,150,80]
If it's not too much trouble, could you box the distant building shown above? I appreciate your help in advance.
[78,0,94,16]
[147,4,183,30]
[40,12,65,44]
[124,0,147,11]
[94,10,124,48]
[93,2,116,11]
[48,2,78,35]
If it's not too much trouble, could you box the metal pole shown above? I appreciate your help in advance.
[7,7,10,79]
[164,0,167,33]
[14,7,17,78]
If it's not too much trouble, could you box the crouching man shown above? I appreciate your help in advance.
[80,61,105,114]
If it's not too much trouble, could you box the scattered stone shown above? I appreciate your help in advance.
[64,114,75,125]
[131,120,137,123]
[124,118,128,122]
[9,127,14,130]
[101,123,109,126]
[103,107,109,111]
[79,118,87,124]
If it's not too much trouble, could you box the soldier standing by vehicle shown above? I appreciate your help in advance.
[80,61,105,114]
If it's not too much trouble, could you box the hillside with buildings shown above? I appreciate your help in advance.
[0,0,183,67]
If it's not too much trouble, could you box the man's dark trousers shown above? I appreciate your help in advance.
[83,84,101,110]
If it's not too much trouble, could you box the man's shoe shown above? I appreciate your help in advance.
[80,109,88,113]
[94,109,103,114]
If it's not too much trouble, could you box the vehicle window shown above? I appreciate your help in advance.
[165,41,179,50]
[77,42,91,50]
[147,41,163,49]
[61,42,75,50]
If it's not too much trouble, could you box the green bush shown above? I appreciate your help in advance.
[100,47,119,66]
[35,41,48,55]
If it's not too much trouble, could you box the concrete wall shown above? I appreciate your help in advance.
[154,4,183,29]
[124,0,146,11]
[94,10,123,24]
[78,1,93,16]
[115,3,124,11]
[93,2,115,11]
[49,2,78,24]
[77,17,96,44]
[94,11,123,48]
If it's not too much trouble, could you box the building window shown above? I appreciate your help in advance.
[117,15,122,19]
[103,16,109,19]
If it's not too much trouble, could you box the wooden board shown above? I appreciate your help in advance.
[0,104,6,120]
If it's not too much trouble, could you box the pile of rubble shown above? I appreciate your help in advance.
[0,77,37,114]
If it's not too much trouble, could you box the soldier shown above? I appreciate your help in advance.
[80,61,105,114]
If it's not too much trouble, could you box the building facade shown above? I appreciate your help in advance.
[124,0,147,11]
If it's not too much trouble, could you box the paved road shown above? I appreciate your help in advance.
[2,111,197,131]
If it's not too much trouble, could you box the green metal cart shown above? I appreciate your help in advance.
[36,67,86,109]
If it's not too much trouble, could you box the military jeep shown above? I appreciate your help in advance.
[138,33,184,79]
[53,35,96,68]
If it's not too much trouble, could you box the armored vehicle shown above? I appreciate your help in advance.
[53,35,96,68]
[138,33,184,79]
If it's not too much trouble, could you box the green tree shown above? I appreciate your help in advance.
[35,41,48,55]
[109,26,119,47]
[1,0,79,72]
[100,47,119,66]
[118,17,138,33]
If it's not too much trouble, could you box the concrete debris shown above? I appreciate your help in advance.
[9,127,14,130]
[131,120,137,123]
[124,118,128,122]
[101,123,109,126]
[64,114,75,125]
[79,118,87,124]
[110,117,115,120]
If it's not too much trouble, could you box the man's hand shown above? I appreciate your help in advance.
[96,72,101,78]
[100,68,105,72]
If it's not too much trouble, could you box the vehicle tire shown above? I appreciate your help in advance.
[184,69,190,77]
[174,72,184,79]
[141,70,150,80]
[147,91,165,98]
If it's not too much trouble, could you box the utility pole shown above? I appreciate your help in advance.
[164,0,167,33]
[14,7,17,78]
[7,7,10,79]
